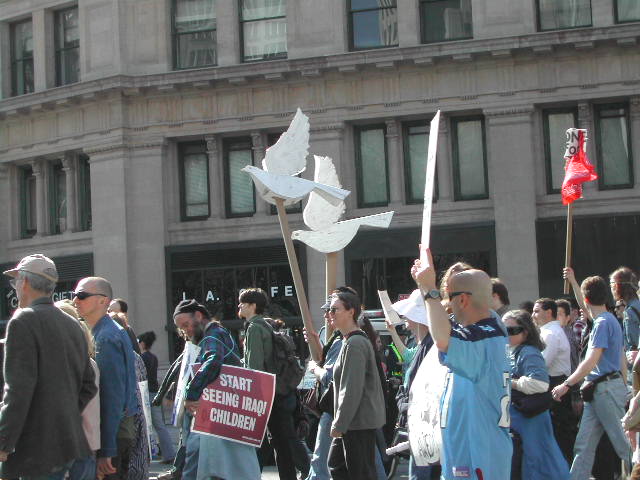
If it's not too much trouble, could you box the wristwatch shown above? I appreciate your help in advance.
[562,380,572,388]
[424,289,442,301]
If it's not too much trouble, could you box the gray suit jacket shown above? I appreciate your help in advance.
[0,297,97,477]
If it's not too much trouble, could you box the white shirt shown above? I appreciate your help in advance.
[540,320,571,377]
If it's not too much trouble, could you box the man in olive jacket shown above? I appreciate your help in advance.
[0,254,97,479]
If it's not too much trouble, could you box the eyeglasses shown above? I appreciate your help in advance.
[73,291,107,301]
[329,307,341,314]
[449,291,472,299]
[507,326,525,336]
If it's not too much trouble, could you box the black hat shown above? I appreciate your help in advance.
[173,299,210,319]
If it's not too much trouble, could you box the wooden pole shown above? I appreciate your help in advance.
[564,203,574,295]
[274,197,321,362]
[325,251,338,338]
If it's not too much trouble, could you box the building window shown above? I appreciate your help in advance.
[451,117,488,201]
[173,0,217,69]
[224,138,255,217]
[50,162,67,234]
[20,167,37,238]
[178,143,210,220]
[11,20,34,96]
[543,108,578,194]
[595,103,633,190]
[78,154,92,231]
[420,0,472,43]
[537,0,591,31]
[55,8,80,86]
[240,0,287,62]
[616,0,640,23]
[355,125,389,207]
[348,0,398,51]
[403,121,438,204]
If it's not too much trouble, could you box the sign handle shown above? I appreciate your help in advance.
[274,197,321,362]
[564,203,573,295]
[325,251,338,338]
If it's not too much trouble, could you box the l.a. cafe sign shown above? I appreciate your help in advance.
[178,285,296,303]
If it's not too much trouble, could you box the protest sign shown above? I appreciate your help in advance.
[192,364,276,447]
[408,345,448,465]
[420,110,441,257]
[138,380,153,456]
[172,342,201,426]
[378,290,403,325]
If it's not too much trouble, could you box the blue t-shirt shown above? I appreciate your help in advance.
[439,318,512,480]
[586,311,624,381]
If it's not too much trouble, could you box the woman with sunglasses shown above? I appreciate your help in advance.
[327,291,386,480]
[504,310,569,480]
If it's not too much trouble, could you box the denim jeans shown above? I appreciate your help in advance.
[306,412,333,480]
[409,454,432,480]
[182,412,200,480]
[570,377,631,480]
[150,399,176,461]
[68,455,96,480]
[21,460,74,480]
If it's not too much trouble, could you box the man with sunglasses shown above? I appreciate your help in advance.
[0,255,97,480]
[412,249,512,480]
[73,276,139,480]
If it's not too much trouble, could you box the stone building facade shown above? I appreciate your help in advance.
[1,0,639,362]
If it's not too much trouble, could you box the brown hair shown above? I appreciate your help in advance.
[610,267,639,302]
[581,276,609,306]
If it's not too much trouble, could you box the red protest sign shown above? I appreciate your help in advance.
[191,364,276,447]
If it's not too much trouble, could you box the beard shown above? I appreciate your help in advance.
[191,323,204,344]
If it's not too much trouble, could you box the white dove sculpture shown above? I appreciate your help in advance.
[241,108,350,207]
[292,155,394,253]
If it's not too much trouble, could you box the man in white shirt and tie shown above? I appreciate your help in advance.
[533,297,576,464]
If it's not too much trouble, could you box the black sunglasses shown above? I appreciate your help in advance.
[74,291,107,300]
[507,326,525,336]
[449,291,472,299]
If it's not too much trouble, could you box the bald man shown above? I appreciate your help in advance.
[412,250,512,480]
[74,277,139,479]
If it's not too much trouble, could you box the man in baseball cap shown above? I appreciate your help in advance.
[0,255,96,478]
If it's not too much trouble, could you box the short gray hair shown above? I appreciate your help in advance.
[19,271,56,296]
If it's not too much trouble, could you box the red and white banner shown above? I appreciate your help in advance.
[191,364,276,447]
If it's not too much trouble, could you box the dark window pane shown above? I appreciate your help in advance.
[55,8,80,86]
[421,0,473,43]
[20,168,36,238]
[352,8,398,49]
[597,106,632,188]
[405,124,430,202]
[243,17,287,61]
[78,155,92,231]
[228,148,255,215]
[617,0,640,22]
[11,21,34,96]
[51,165,67,234]
[453,118,487,200]
[544,110,577,192]
[357,127,389,206]
[242,0,286,20]
[176,31,217,68]
[538,0,591,30]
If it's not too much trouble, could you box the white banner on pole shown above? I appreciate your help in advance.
[421,110,441,255]
[172,342,201,427]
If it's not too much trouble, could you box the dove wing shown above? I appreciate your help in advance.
[303,155,346,231]
[262,108,310,176]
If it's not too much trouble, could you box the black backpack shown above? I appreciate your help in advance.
[255,319,305,395]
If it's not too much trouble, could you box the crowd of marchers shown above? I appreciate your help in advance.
[1,251,640,480]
